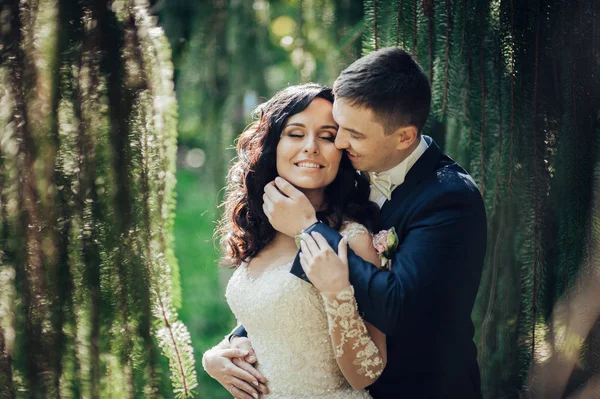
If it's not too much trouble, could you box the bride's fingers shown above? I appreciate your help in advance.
[228,380,257,399]
[311,232,331,253]
[299,252,310,274]
[301,233,321,254]
[299,240,313,260]
[337,237,348,265]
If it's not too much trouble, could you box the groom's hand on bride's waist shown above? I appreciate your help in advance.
[263,177,318,237]
[202,336,268,399]
[230,337,269,397]
[231,336,258,364]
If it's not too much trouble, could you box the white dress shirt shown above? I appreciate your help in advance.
[369,135,429,208]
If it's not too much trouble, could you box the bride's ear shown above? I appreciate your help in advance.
[394,126,418,150]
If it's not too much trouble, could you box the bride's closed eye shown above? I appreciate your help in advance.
[320,132,336,142]
[286,131,304,138]
[319,126,339,141]
[284,131,336,142]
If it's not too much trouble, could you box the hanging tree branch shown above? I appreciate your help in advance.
[441,0,451,116]
[479,10,486,196]
[373,0,379,50]
[396,0,404,47]
[530,0,542,369]
[422,0,434,82]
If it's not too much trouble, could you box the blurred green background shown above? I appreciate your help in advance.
[173,168,233,399]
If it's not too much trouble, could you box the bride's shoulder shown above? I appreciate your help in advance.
[339,220,371,241]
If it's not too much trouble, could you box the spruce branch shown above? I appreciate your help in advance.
[373,0,378,50]
[422,0,433,82]
[127,2,198,396]
[413,0,418,55]
[530,0,542,369]
[396,0,404,47]
[479,10,486,197]
[507,0,515,192]
[460,0,466,56]
[6,0,57,393]
[441,0,451,116]
[0,112,15,399]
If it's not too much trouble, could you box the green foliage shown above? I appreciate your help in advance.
[0,0,196,397]
[172,169,235,399]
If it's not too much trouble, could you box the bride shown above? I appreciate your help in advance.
[206,84,386,399]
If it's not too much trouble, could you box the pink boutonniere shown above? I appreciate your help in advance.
[372,227,399,270]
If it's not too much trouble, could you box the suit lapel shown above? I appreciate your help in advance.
[379,136,442,221]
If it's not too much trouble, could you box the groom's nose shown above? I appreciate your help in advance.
[335,130,349,149]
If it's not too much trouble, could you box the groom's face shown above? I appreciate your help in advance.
[332,98,402,173]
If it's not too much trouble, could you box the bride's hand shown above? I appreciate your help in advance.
[299,233,351,295]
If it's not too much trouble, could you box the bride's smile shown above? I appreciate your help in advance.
[276,97,341,194]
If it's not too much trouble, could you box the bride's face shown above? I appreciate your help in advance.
[276,98,341,191]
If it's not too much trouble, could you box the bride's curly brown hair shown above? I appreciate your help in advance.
[217,83,379,268]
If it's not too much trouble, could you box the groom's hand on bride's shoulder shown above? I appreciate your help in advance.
[263,177,317,237]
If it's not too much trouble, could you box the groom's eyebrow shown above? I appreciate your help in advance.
[343,126,365,136]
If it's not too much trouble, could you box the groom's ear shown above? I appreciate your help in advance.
[394,125,418,150]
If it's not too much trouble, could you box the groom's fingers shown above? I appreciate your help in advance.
[231,337,258,364]
[262,191,273,206]
[232,358,268,386]
[228,377,258,399]
[262,197,272,221]
[227,367,260,395]
[264,180,289,200]
[220,348,250,359]
[274,176,303,201]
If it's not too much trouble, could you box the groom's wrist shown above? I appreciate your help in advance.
[294,219,322,248]
[300,218,321,235]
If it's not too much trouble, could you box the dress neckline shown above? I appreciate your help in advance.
[241,260,294,282]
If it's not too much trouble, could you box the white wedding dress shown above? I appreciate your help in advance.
[225,222,373,399]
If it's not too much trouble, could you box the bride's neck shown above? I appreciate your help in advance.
[299,188,326,212]
[269,231,297,249]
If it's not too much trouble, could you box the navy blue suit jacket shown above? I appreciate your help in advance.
[233,137,486,398]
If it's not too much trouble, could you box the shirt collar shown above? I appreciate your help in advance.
[369,135,429,188]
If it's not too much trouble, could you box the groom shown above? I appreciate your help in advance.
[205,47,487,399]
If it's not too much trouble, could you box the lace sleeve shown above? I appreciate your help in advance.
[340,221,371,242]
[321,286,386,388]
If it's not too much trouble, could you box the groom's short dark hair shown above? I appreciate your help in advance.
[333,47,431,135]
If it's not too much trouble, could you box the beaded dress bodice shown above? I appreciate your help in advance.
[225,222,373,399]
